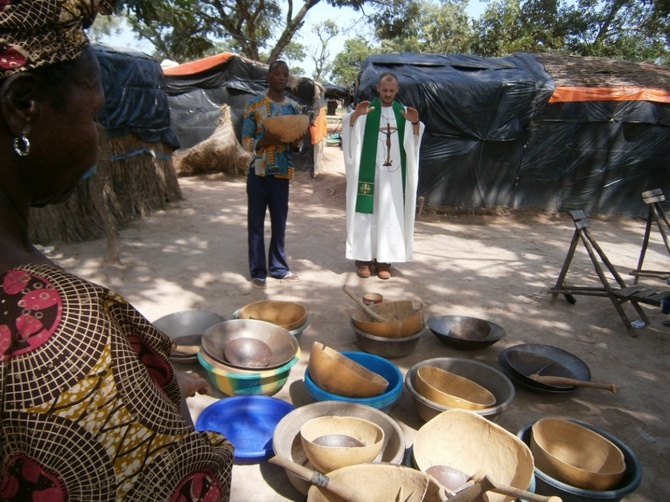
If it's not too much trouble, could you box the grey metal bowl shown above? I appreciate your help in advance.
[352,321,424,358]
[405,357,514,423]
[152,310,226,363]
[202,319,299,370]
[272,401,406,495]
[427,315,506,350]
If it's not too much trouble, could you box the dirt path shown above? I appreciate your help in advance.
[53,146,669,501]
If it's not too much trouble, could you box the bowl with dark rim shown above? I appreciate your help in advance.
[498,344,591,393]
[405,357,514,422]
[517,420,642,502]
[427,315,506,350]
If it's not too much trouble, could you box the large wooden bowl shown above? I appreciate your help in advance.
[237,300,307,331]
[351,300,423,339]
[531,417,626,491]
[415,365,496,410]
[263,115,309,142]
[307,464,445,502]
[413,409,534,502]
[307,342,388,398]
[300,416,385,473]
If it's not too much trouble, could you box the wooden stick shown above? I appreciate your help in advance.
[447,471,562,502]
[268,455,367,502]
[529,374,617,393]
[343,286,391,322]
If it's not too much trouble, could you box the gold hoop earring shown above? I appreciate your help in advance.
[13,134,30,157]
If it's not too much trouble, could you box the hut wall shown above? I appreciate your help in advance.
[356,52,670,217]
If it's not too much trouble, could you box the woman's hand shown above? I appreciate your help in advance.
[176,370,212,398]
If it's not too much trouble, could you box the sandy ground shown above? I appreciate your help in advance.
[51,146,669,501]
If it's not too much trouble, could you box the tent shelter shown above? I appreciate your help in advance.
[355,52,670,217]
[162,53,328,176]
[29,45,182,254]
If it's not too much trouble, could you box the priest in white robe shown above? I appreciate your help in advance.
[342,72,425,279]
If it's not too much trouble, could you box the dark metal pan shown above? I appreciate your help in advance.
[498,344,591,393]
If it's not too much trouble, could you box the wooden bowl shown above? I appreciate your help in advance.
[237,300,307,332]
[351,300,423,339]
[307,342,389,398]
[405,358,514,423]
[272,401,406,495]
[413,409,534,502]
[307,464,445,502]
[263,115,309,142]
[531,417,626,491]
[352,322,423,358]
[415,365,496,410]
[300,416,385,473]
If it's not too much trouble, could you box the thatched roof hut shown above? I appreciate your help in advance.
[29,45,183,252]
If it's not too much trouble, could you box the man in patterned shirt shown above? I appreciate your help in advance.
[242,60,304,289]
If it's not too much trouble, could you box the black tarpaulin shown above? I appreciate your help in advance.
[355,52,670,217]
[94,44,179,148]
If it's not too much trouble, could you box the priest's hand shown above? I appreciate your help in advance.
[401,107,419,125]
[350,100,375,125]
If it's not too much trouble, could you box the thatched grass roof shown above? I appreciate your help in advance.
[534,54,670,90]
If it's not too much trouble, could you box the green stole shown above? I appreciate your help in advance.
[355,99,407,214]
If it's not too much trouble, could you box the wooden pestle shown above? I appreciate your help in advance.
[529,374,617,393]
[342,286,391,322]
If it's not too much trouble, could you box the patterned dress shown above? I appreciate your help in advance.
[0,264,233,501]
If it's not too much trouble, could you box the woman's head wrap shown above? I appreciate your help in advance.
[0,0,115,80]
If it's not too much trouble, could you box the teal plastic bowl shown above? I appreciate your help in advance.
[304,351,403,411]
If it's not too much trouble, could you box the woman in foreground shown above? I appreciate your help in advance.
[0,2,233,500]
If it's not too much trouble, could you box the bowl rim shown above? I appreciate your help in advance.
[152,309,226,338]
[201,318,299,369]
[304,351,404,407]
[426,315,506,346]
[197,347,300,378]
[530,417,626,477]
[415,365,497,409]
[405,357,514,416]
[499,343,591,392]
[351,321,425,342]
[236,300,307,329]
[517,419,643,498]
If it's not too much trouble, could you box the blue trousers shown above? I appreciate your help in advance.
[247,171,290,280]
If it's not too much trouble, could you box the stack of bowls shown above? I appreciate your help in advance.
[517,419,642,502]
[304,342,403,411]
[300,415,385,473]
[412,409,535,502]
[272,401,406,495]
[232,300,310,338]
[405,357,514,422]
[351,300,425,358]
[198,319,300,396]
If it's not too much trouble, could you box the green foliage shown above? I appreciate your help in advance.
[330,37,376,85]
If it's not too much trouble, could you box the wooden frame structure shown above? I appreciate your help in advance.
[629,189,670,284]
[549,210,670,337]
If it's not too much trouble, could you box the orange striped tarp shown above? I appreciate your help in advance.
[549,86,670,104]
